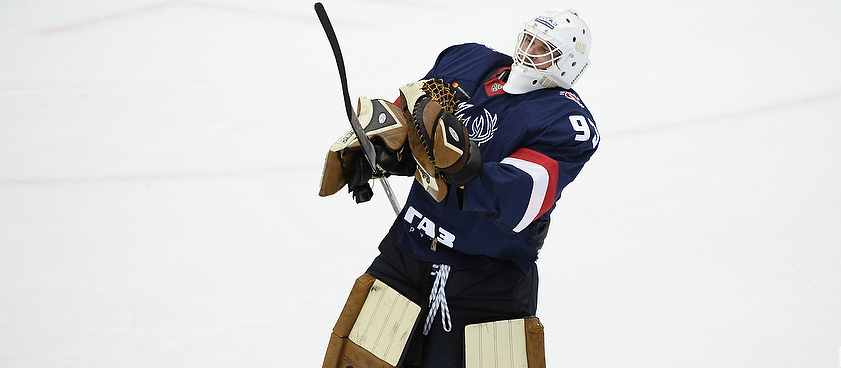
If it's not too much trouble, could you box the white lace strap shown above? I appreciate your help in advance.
[423,264,452,335]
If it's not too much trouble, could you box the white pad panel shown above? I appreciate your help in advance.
[464,318,529,368]
[349,279,421,366]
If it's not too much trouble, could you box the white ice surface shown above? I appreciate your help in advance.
[1,0,840,367]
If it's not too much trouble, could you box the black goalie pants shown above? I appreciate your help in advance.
[365,232,539,368]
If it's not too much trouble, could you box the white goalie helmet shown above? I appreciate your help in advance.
[503,10,592,94]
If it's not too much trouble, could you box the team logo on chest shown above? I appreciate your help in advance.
[455,102,498,146]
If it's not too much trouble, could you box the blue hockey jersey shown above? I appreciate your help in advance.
[391,43,599,273]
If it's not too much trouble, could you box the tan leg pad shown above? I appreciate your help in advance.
[333,274,377,336]
[464,317,546,368]
[525,317,546,368]
[324,332,394,368]
[322,274,421,368]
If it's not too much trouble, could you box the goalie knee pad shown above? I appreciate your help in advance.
[322,274,421,368]
[464,317,546,368]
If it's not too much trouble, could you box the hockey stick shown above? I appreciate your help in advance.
[314,2,401,215]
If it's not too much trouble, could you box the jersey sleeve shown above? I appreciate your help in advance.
[461,102,599,233]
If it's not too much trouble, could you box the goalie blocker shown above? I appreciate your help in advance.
[318,97,415,203]
[319,79,484,204]
[322,274,546,368]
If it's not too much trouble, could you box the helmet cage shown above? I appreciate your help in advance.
[504,10,591,94]
[514,29,566,72]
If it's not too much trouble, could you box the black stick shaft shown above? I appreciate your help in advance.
[314,2,402,215]
[314,3,353,126]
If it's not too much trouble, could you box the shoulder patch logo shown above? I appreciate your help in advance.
[563,91,585,109]
[483,67,510,97]
[484,80,506,97]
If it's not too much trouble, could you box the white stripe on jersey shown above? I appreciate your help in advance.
[500,157,550,233]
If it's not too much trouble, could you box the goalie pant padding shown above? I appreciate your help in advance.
[322,274,397,368]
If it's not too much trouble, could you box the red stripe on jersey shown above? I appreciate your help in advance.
[508,147,559,219]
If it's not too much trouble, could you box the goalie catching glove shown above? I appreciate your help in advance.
[318,96,415,203]
[399,79,483,202]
